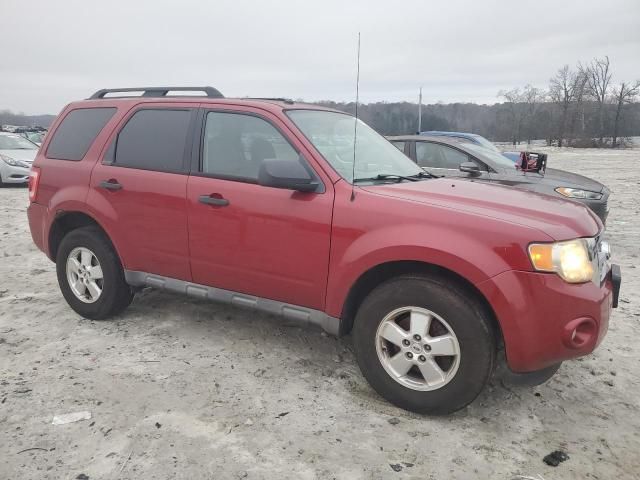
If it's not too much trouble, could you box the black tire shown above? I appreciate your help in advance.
[353,274,496,415]
[56,226,134,319]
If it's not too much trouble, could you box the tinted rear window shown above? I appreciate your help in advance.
[113,109,191,172]
[46,108,116,161]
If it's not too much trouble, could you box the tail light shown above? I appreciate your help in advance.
[28,166,41,203]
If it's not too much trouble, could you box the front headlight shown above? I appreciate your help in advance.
[555,187,602,200]
[528,238,594,283]
[0,154,30,168]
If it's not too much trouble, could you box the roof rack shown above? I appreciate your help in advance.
[88,86,224,99]
[249,97,295,105]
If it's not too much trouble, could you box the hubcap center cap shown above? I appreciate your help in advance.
[411,343,422,354]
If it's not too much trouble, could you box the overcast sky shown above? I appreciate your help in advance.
[1,0,639,115]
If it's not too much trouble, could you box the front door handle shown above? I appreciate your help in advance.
[199,194,229,207]
[99,179,122,191]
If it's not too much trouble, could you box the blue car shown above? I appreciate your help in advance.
[420,131,521,162]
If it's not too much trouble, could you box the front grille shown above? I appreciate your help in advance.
[591,234,610,285]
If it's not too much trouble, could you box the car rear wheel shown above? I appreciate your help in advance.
[353,274,495,415]
[56,226,134,319]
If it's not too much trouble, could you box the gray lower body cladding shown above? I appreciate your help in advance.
[124,270,340,336]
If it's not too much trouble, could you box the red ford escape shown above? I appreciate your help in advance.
[27,87,621,414]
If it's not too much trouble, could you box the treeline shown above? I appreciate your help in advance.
[319,56,639,147]
[3,56,638,147]
[497,56,639,147]
[0,110,55,128]
[5,100,639,148]
[318,100,640,146]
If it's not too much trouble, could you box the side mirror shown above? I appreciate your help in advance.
[258,157,320,192]
[459,162,481,175]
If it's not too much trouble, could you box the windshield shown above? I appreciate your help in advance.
[0,134,38,150]
[26,132,44,143]
[471,135,501,153]
[460,142,517,169]
[287,110,423,183]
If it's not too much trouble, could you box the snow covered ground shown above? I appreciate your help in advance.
[1,146,639,479]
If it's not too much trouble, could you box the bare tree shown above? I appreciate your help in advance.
[498,88,525,145]
[611,80,640,147]
[568,69,588,142]
[549,65,577,147]
[584,56,612,144]
[522,84,541,144]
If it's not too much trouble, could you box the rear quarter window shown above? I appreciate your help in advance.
[46,108,116,161]
[111,109,192,173]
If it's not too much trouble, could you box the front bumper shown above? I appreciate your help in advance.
[477,266,620,372]
[611,264,621,308]
[0,163,30,184]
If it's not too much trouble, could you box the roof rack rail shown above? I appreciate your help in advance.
[249,97,295,105]
[88,86,224,99]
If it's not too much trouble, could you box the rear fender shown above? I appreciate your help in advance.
[45,202,125,268]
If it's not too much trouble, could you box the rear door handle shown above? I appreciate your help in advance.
[99,179,122,191]
[199,194,229,207]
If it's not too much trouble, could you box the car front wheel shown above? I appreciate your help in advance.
[353,274,496,415]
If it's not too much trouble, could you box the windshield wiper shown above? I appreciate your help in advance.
[407,170,440,179]
[354,173,420,183]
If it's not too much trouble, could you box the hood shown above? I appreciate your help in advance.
[0,149,37,162]
[496,166,607,193]
[541,168,605,193]
[361,178,600,240]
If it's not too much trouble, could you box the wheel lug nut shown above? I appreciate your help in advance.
[402,339,410,346]
[424,344,431,352]
[413,334,421,341]
[406,352,413,359]
[418,355,426,362]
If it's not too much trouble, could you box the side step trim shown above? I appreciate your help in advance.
[124,270,340,336]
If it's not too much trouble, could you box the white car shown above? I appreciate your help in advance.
[19,131,46,146]
[0,132,38,185]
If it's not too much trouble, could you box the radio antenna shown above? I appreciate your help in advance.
[417,86,423,133]
[350,32,361,201]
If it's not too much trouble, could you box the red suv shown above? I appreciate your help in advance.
[27,87,621,414]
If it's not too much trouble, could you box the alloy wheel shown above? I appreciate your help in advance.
[375,306,461,391]
[66,247,104,303]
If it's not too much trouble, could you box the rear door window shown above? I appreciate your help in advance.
[46,108,116,161]
[112,109,192,173]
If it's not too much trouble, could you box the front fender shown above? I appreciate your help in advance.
[325,220,542,319]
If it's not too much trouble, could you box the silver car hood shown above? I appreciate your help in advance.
[0,149,37,162]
